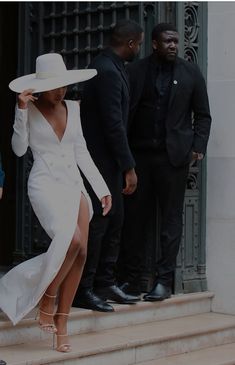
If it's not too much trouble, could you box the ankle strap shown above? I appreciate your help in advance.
[56,333,68,336]
[39,309,55,316]
[55,312,69,316]
[44,292,56,299]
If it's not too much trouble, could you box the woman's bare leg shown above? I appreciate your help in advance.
[39,193,89,330]
[54,193,90,351]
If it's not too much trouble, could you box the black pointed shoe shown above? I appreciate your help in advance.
[95,285,139,304]
[143,283,172,302]
[73,289,114,312]
[119,282,141,297]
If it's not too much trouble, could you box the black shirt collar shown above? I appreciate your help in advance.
[149,53,174,72]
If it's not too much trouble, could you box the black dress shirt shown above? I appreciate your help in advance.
[129,55,173,151]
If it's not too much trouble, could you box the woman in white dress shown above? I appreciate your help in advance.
[0,53,111,352]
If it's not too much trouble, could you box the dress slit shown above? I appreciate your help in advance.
[0,191,82,325]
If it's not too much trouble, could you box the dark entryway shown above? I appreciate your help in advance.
[0,2,208,294]
[0,3,18,267]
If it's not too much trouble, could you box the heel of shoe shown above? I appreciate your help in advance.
[54,313,71,353]
[56,334,71,352]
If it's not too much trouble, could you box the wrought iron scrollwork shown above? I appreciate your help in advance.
[183,2,200,191]
[187,165,199,190]
[178,2,207,293]
[184,2,199,63]
[143,2,155,19]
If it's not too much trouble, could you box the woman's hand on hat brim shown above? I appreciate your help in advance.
[18,89,38,109]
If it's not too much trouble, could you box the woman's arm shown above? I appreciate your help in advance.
[11,89,37,157]
[74,103,111,215]
[11,106,29,157]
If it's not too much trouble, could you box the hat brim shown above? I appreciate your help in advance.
[9,69,97,94]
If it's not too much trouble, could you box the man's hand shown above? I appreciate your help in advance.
[18,89,38,109]
[101,195,112,216]
[0,187,3,200]
[192,152,204,161]
[122,168,137,195]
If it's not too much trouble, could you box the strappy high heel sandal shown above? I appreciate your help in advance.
[36,293,57,334]
[54,313,71,353]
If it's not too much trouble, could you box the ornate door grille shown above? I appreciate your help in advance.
[15,1,162,260]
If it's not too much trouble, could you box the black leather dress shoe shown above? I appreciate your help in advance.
[95,285,139,304]
[73,289,114,312]
[119,282,141,297]
[143,283,172,302]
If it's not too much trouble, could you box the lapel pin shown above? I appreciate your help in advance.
[173,80,178,85]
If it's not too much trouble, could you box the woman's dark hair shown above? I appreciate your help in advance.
[110,19,143,46]
[152,23,178,41]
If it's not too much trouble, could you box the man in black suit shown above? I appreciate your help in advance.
[73,20,144,312]
[118,23,211,300]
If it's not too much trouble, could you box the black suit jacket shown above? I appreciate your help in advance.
[81,48,135,214]
[127,55,211,167]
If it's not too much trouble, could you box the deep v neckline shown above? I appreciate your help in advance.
[31,100,69,143]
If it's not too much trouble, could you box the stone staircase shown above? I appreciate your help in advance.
[0,292,235,365]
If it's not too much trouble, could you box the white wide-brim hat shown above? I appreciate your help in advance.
[9,53,97,94]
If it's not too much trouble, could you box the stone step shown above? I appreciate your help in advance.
[137,343,235,365]
[0,312,235,365]
[0,292,213,347]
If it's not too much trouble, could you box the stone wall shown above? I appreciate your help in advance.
[207,1,235,314]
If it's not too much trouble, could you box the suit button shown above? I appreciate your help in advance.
[55,177,59,181]
[61,154,65,158]
[67,164,71,168]
[49,162,53,166]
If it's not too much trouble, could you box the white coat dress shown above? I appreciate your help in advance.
[0,100,110,325]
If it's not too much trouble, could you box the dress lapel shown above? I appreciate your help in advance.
[30,100,69,144]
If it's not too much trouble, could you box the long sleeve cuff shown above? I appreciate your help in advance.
[12,106,29,157]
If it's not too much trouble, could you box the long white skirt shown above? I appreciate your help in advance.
[0,173,92,325]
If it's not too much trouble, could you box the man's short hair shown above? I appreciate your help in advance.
[152,23,178,41]
[110,19,143,47]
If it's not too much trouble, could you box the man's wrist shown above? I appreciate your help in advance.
[193,152,204,160]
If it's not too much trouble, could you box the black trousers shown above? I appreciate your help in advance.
[77,192,124,291]
[118,150,189,288]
